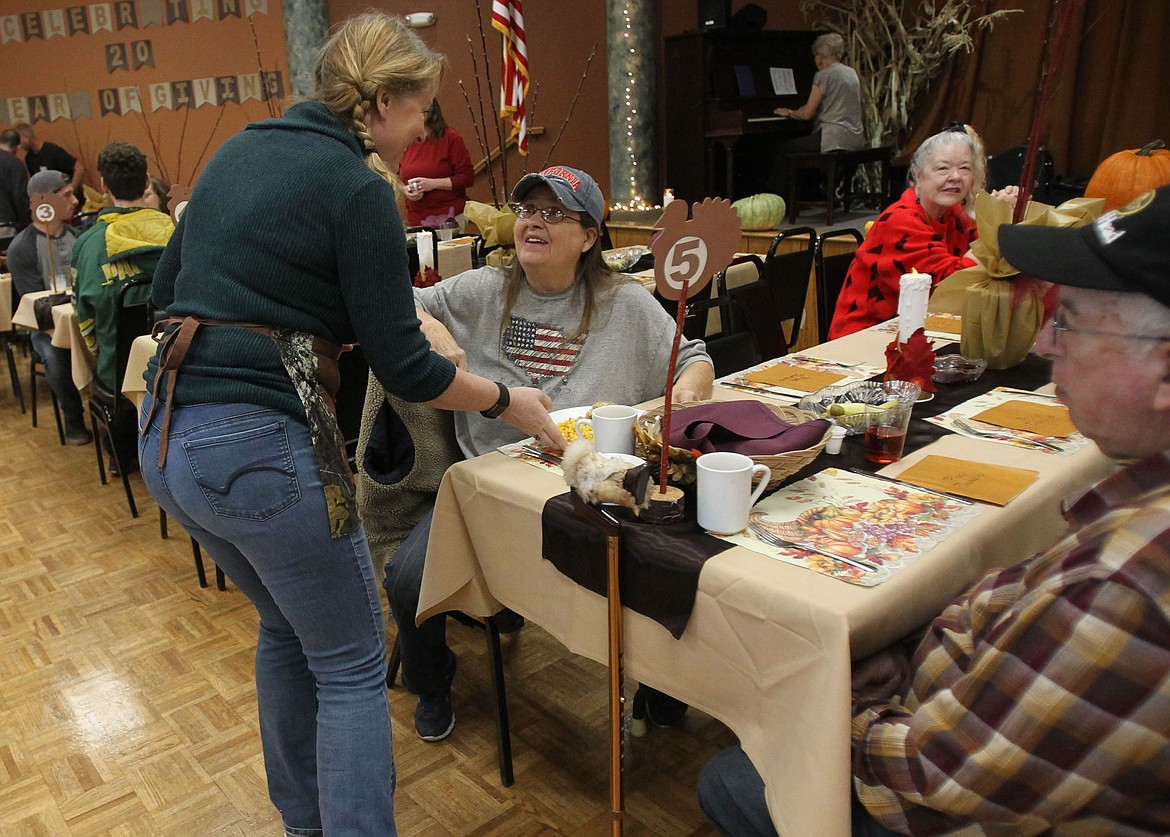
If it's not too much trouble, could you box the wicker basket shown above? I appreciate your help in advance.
[633,401,831,490]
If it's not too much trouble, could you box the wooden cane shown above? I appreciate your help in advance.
[569,489,625,835]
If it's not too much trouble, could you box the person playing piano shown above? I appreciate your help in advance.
[768,32,865,196]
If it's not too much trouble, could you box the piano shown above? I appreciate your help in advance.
[662,29,821,202]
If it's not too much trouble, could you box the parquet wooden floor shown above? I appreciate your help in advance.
[0,379,733,835]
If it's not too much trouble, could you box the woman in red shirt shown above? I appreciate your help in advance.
[829,124,1016,338]
[400,99,475,228]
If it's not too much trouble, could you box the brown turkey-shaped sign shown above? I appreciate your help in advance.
[168,184,192,225]
[30,189,71,225]
[650,197,741,300]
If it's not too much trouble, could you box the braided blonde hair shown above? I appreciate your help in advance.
[312,11,444,190]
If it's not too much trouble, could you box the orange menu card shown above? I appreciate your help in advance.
[743,364,846,392]
[925,314,962,335]
[895,455,1039,506]
[971,400,1076,438]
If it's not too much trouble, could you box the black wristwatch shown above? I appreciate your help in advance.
[480,381,510,419]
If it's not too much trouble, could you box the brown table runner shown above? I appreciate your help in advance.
[541,491,730,638]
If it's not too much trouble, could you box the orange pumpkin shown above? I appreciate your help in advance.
[1084,140,1170,211]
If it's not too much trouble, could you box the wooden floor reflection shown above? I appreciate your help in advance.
[0,382,730,835]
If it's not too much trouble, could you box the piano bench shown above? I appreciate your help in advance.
[784,146,895,225]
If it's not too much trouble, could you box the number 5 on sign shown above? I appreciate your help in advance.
[651,197,741,301]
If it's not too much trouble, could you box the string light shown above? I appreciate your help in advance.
[611,3,656,212]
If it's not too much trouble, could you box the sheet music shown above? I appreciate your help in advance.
[769,67,796,96]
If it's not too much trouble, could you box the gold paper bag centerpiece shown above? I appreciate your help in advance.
[928,192,1104,369]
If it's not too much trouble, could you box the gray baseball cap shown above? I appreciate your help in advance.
[28,169,69,197]
[511,165,605,226]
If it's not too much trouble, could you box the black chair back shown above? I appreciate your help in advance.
[653,271,718,341]
[112,275,155,397]
[761,227,818,352]
[813,227,865,343]
[727,278,788,362]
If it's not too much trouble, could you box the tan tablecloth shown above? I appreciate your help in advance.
[122,333,156,410]
[10,288,96,392]
[1,274,12,326]
[417,327,1117,836]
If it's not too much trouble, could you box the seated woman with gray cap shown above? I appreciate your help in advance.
[359,164,716,742]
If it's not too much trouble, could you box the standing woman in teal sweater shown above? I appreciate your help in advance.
[139,12,562,836]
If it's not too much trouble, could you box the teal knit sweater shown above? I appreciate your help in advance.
[147,101,455,420]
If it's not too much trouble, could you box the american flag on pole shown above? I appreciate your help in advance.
[505,317,584,381]
[491,0,529,156]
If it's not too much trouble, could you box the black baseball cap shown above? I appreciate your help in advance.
[999,185,1170,309]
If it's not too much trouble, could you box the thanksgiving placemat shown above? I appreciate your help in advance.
[894,455,1039,506]
[970,400,1077,438]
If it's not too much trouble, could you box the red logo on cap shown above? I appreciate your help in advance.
[539,166,581,191]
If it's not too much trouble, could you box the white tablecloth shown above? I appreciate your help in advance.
[10,288,96,392]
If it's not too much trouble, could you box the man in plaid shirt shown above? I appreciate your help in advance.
[699,184,1170,835]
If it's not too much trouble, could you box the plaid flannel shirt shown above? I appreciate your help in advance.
[852,451,1170,834]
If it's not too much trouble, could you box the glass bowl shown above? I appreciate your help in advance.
[602,245,651,272]
[797,380,921,435]
[933,355,988,385]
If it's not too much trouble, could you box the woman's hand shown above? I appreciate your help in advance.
[502,387,568,452]
[417,308,467,369]
[671,360,715,404]
[990,184,1020,212]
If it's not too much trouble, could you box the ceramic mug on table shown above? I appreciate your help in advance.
[576,405,638,456]
[696,451,771,535]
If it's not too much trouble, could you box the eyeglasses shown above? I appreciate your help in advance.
[1049,306,1170,345]
[508,202,582,225]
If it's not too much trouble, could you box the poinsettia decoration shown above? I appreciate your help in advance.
[413,266,441,288]
[884,328,936,393]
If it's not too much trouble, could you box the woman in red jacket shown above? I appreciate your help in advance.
[400,99,475,228]
[829,124,1017,338]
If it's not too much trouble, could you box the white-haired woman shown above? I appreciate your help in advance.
[138,12,560,835]
[829,123,1018,338]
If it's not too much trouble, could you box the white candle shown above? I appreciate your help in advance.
[416,230,434,273]
[662,188,675,207]
[898,272,931,343]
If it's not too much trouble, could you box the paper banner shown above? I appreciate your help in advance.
[238,73,261,102]
[118,85,142,114]
[68,91,91,118]
[1,16,21,44]
[0,102,7,123]
[193,0,215,22]
[216,76,238,103]
[192,77,218,108]
[25,96,49,122]
[166,0,190,25]
[89,3,113,34]
[106,42,128,72]
[218,0,242,18]
[131,39,154,69]
[66,6,89,35]
[6,97,29,123]
[149,82,172,111]
[139,0,163,27]
[47,94,72,121]
[116,2,138,29]
[44,9,67,38]
[21,11,44,39]
[245,0,268,16]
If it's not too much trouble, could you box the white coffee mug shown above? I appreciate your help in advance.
[696,452,771,535]
[576,405,638,456]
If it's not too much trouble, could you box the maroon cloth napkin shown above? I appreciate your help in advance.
[668,401,830,456]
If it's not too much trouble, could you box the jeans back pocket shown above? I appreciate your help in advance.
[184,420,301,521]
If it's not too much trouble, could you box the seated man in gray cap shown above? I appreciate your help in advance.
[698,185,1170,835]
[7,170,90,445]
[359,164,715,742]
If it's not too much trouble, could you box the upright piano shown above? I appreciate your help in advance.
[662,29,821,202]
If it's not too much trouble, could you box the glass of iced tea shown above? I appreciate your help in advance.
[861,385,919,464]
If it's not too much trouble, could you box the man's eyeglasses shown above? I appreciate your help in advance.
[1049,306,1170,345]
[509,202,582,225]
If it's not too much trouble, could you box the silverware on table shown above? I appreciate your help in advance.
[997,387,1063,401]
[844,468,974,506]
[952,417,1064,452]
[521,444,563,466]
[790,355,864,370]
[748,523,879,573]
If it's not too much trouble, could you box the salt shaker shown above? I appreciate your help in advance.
[825,424,846,455]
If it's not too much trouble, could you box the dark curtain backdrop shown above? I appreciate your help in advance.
[905,0,1170,180]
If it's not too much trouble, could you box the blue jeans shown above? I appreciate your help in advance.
[30,331,85,431]
[383,506,451,696]
[698,746,904,836]
[139,397,395,836]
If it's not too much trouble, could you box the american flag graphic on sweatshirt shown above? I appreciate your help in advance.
[504,316,585,382]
